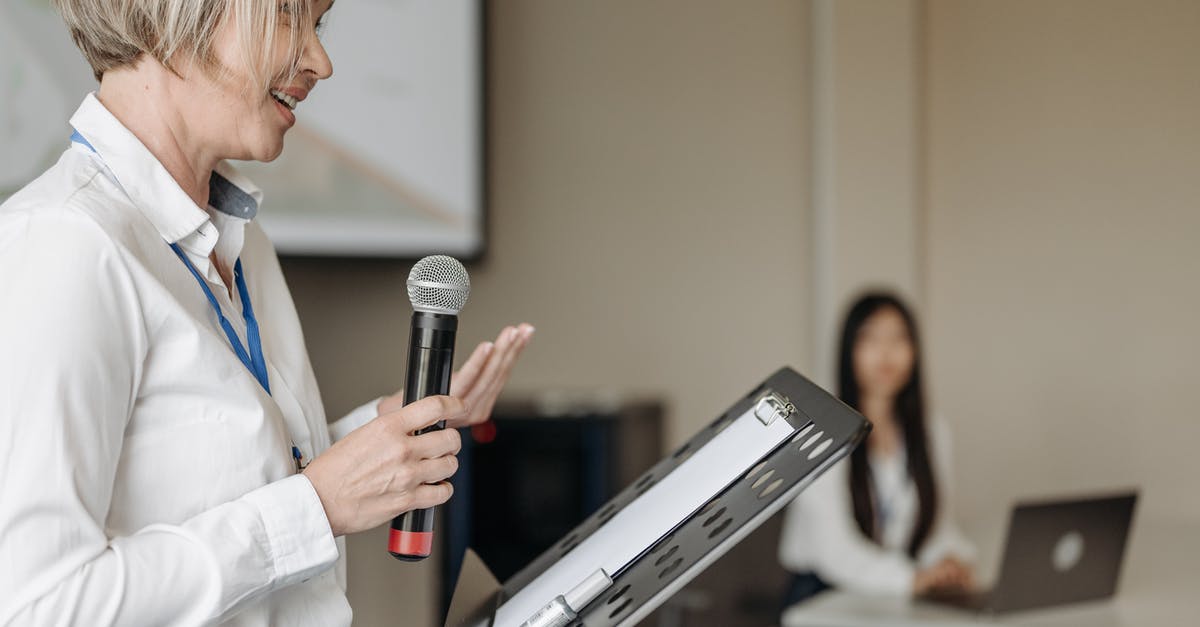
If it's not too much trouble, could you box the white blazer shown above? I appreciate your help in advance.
[778,417,975,597]
[0,94,380,626]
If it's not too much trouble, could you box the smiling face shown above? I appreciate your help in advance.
[177,0,335,163]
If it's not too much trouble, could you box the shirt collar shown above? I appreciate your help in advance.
[68,93,263,259]
[210,161,262,221]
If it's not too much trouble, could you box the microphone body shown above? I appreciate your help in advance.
[386,254,470,561]
[388,311,458,561]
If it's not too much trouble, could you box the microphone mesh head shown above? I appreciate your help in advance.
[407,255,470,314]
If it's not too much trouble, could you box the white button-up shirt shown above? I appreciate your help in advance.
[0,94,380,626]
[778,418,976,597]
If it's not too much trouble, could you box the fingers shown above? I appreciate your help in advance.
[384,337,500,414]
[443,324,534,429]
[412,454,460,485]
[390,395,468,433]
[938,557,973,588]
[406,426,462,460]
[913,570,934,596]
[375,322,537,437]
[405,481,455,510]
[916,561,965,595]
[950,567,973,590]
[927,560,971,593]
[481,325,533,380]
[468,324,533,407]
[305,398,466,536]
[450,341,494,398]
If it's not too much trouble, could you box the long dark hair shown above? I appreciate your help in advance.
[838,292,937,557]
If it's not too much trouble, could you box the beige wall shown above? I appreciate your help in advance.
[923,0,1200,529]
[283,1,812,624]
[809,0,924,388]
[279,0,1199,624]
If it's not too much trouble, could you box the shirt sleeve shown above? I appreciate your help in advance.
[0,208,338,625]
[778,462,915,597]
[915,417,977,567]
[329,397,383,443]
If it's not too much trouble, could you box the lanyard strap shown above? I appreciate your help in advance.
[169,244,271,395]
[70,130,271,396]
[70,129,96,152]
[70,129,298,468]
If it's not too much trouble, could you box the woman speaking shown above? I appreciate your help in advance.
[0,0,531,624]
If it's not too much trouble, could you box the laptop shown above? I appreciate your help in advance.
[925,491,1138,614]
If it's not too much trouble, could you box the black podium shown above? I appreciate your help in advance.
[445,367,870,627]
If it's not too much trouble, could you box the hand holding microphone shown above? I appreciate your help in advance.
[303,255,471,544]
[302,255,534,556]
[302,395,466,537]
[386,256,472,560]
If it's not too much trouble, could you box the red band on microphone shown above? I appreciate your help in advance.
[388,528,433,558]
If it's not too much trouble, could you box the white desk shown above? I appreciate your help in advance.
[782,521,1200,627]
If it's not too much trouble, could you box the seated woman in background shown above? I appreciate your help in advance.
[778,292,975,607]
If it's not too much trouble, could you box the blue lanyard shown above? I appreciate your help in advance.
[168,244,271,395]
[72,130,270,394]
[70,130,95,151]
[71,129,307,469]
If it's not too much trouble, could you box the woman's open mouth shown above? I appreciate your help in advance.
[270,90,298,110]
[269,89,301,126]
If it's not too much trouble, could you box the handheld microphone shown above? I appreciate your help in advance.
[388,255,470,561]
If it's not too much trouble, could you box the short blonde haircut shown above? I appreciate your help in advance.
[53,0,311,91]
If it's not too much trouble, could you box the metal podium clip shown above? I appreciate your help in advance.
[518,569,613,627]
[753,390,796,426]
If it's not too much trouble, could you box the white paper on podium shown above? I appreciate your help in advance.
[492,404,800,627]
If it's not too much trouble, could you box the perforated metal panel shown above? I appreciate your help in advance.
[492,367,870,627]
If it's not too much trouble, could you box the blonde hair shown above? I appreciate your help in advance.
[53,0,311,92]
